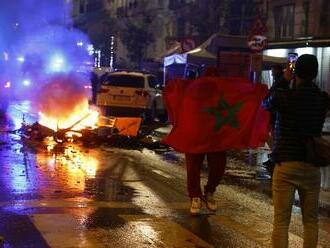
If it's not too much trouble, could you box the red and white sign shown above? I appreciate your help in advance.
[247,17,268,52]
[247,35,268,52]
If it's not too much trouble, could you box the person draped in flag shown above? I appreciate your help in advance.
[163,66,269,215]
[185,67,226,215]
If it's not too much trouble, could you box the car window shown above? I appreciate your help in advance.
[103,75,144,88]
[148,76,158,88]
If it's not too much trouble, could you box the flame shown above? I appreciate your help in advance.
[39,99,99,132]
[36,74,99,135]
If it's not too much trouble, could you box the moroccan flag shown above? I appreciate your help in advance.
[162,76,270,153]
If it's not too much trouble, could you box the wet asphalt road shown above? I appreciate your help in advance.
[0,101,330,248]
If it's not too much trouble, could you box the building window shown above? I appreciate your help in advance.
[303,1,309,35]
[86,0,103,13]
[169,0,186,10]
[273,4,295,39]
[177,18,186,39]
[158,0,164,8]
[227,1,258,35]
[319,0,330,35]
[79,0,86,14]
[129,1,137,9]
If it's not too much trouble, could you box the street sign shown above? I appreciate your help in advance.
[247,35,268,52]
[247,17,268,52]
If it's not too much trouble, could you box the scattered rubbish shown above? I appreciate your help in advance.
[19,117,170,153]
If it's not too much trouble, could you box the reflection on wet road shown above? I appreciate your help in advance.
[0,101,329,247]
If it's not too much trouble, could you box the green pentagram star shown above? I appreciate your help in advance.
[205,96,244,131]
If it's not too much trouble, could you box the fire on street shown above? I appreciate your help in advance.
[0,101,329,248]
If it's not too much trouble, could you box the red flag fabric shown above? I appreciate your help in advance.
[162,76,270,153]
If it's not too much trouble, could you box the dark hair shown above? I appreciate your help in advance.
[295,54,318,81]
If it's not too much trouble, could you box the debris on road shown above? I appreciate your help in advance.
[18,115,171,152]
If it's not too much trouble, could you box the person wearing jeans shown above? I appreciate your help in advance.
[263,54,330,247]
[185,152,226,215]
[272,161,320,248]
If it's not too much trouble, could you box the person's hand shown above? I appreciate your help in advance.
[283,64,294,81]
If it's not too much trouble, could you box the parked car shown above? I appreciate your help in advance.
[96,71,165,123]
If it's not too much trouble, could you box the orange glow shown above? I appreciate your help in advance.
[38,99,99,133]
[63,146,99,179]
[46,142,99,179]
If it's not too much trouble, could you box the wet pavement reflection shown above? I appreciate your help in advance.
[0,101,329,248]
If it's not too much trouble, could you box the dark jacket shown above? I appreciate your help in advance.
[263,80,330,163]
[268,75,290,127]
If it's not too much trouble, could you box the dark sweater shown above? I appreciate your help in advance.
[263,81,330,163]
[268,75,290,127]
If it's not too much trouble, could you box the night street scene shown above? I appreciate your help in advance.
[0,0,330,247]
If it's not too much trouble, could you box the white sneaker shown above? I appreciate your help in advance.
[190,197,202,215]
[204,193,217,212]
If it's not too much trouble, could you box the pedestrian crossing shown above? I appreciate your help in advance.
[28,202,215,248]
[1,198,325,248]
[31,214,100,248]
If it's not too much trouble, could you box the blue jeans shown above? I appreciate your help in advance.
[272,161,320,248]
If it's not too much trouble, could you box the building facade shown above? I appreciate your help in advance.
[265,0,330,40]
[70,0,330,90]
[263,0,330,91]
[71,0,262,68]
[109,0,173,67]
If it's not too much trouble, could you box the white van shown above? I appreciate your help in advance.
[96,71,165,123]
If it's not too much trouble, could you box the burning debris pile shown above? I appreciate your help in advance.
[19,74,169,150]
[21,117,168,150]
[20,74,101,143]
[37,74,98,132]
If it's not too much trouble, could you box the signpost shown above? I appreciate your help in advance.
[247,35,268,52]
[247,17,268,83]
[247,17,268,52]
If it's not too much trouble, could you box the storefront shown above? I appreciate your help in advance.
[263,38,330,93]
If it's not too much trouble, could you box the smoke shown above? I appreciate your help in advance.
[0,0,93,100]
[37,74,88,121]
